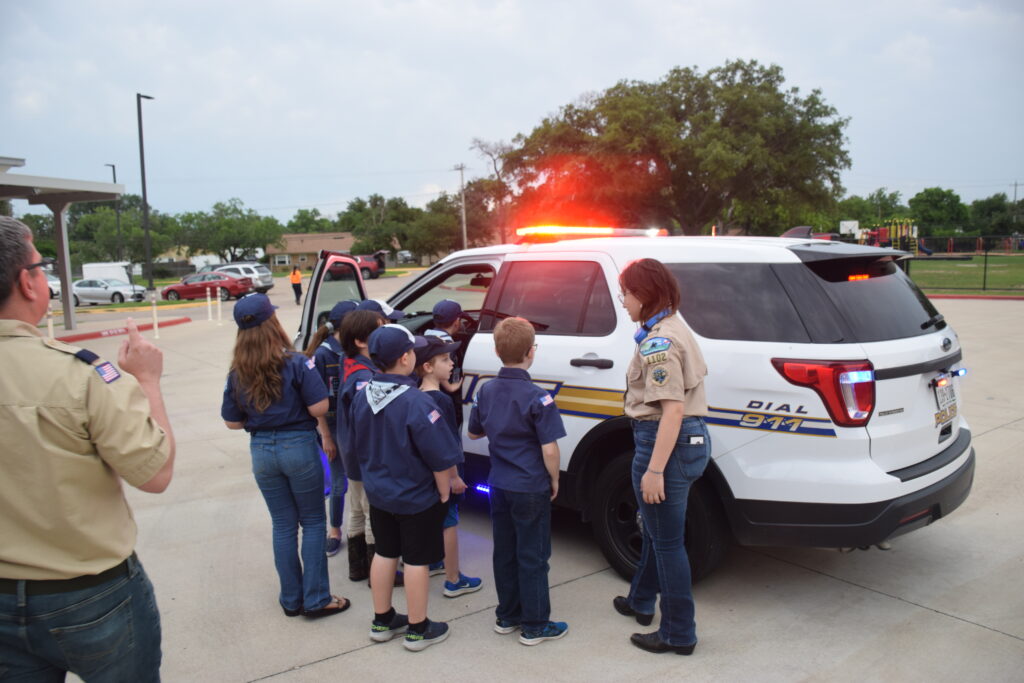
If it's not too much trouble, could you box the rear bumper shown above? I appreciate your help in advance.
[725,448,975,548]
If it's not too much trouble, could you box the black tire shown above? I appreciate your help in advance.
[73,294,80,307]
[112,292,124,304]
[591,452,730,582]
[218,287,230,301]
[360,268,371,279]
[167,290,180,301]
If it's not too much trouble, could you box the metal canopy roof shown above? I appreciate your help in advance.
[2,157,126,331]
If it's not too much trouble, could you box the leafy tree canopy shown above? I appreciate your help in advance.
[287,208,335,234]
[486,59,850,235]
[908,187,969,236]
[177,198,284,261]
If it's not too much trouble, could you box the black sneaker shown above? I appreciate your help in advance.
[369,611,409,642]
[403,620,450,651]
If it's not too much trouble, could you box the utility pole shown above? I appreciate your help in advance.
[104,163,122,261]
[454,163,467,250]
[1014,181,1019,223]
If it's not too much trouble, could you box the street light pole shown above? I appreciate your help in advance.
[454,163,467,250]
[136,93,155,290]
[104,163,122,261]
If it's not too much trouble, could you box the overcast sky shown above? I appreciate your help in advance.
[3,0,1021,224]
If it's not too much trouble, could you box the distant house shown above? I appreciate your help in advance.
[266,232,355,271]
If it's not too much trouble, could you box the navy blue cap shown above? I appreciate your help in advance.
[357,299,405,321]
[234,293,277,329]
[368,324,427,368]
[432,299,463,326]
[415,335,461,367]
[329,300,359,326]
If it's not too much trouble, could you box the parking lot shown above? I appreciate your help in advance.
[64,277,1024,681]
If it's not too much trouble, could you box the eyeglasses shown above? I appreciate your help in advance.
[24,257,56,272]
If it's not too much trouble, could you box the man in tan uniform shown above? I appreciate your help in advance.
[0,216,175,681]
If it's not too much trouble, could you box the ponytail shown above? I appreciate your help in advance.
[303,322,335,358]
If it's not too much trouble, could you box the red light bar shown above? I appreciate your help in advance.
[848,274,870,281]
[514,225,668,243]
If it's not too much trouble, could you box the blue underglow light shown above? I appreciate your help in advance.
[474,484,491,495]
[952,368,967,377]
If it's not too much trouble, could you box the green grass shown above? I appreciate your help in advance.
[909,254,1024,293]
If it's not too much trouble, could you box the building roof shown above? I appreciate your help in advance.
[267,232,356,255]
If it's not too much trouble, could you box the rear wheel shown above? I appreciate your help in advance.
[111,292,124,304]
[167,290,180,301]
[591,451,730,582]
[73,294,80,307]
[361,268,371,279]
[218,287,230,301]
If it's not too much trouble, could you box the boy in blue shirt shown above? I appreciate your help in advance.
[468,317,569,646]
[346,325,463,651]
[414,336,482,598]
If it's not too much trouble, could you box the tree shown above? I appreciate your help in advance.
[486,60,850,235]
[337,195,421,254]
[177,198,284,261]
[74,206,176,264]
[908,188,969,235]
[969,193,1015,235]
[404,193,461,257]
[287,208,335,234]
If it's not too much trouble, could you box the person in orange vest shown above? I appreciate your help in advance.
[290,266,303,305]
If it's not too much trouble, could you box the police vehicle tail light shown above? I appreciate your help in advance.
[771,359,875,427]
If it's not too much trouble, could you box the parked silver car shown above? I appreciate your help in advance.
[71,278,146,306]
[46,272,62,299]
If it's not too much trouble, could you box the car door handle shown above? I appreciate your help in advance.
[570,357,614,369]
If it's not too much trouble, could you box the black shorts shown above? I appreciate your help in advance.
[369,500,447,566]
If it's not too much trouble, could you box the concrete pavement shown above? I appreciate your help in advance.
[68,278,1024,681]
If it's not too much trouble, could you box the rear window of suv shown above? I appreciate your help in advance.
[669,258,943,344]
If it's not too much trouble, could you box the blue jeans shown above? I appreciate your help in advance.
[251,430,331,612]
[626,416,710,646]
[0,554,162,682]
[490,487,552,632]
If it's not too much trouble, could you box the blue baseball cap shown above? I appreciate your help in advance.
[328,300,359,326]
[432,299,463,326]
[357,299,405,321]
[415,335,461,367]
[368,324,427,368]
[234,293,277,330]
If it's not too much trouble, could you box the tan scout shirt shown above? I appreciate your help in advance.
[624,313,708,420]
[0,320,170,579]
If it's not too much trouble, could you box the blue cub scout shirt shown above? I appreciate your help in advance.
[221,352,328,432]
[313,337,344,416]
[345,373,463,515]
[337,354,377,481]
[468,367,566,494]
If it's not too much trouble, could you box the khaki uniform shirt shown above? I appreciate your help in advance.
[0,320,170,579]
[624,313,708,420]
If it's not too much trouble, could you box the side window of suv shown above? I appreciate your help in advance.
[481,260,616,336]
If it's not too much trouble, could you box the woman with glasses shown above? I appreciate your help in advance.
[612,258,710,655]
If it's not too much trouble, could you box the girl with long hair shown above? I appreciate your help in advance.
[613,258,710,654]
[222,294,350,618]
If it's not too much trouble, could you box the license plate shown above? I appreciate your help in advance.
[933,375,955,411]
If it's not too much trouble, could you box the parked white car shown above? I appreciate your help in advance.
[46,272,61,299]
[72,278,146,306]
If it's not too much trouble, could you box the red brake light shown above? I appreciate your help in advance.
[848,274,870,281]
[772,359,875,427]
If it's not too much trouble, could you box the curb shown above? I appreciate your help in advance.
[929,294,1024,301]
[57,317,193,343]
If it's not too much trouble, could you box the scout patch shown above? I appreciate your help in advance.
[640,337,671,356]
[95,361,121,383]
[540,393,554,407]
[651,366,669,386]
[305,358,316,370]
[428,409,441,424]
[644,351,668,365]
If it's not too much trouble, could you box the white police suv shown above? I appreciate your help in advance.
[298,228,974,580]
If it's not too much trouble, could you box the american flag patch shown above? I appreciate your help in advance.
[306,358,316,370]
[95,362,121,383]
[355,381,368,391]
[540,394,554,406]
[428,409,441,424]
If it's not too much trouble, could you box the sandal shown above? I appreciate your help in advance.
[303,595,351,619]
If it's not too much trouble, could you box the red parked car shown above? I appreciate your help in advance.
[161,272,254,301]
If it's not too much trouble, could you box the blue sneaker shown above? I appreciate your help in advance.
[519,621,569,646]
[443,573,483,598]
[369,611,409,642]
[494,618,520,634]
[325,537,342,557]
[403,619,450,651]
[428,561,446,576]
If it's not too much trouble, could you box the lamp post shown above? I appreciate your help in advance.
[104,163,122,262]
[136,93,155,290]
[453,163,467,250]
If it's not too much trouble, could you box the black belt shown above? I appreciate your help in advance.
[0,553,133,596]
